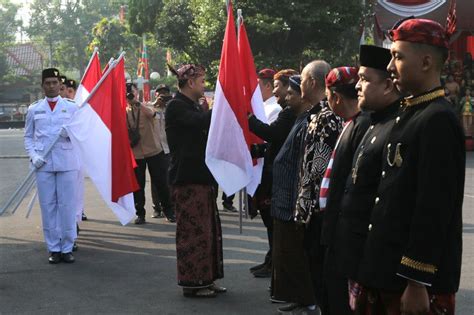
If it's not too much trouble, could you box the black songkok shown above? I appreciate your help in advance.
[66,79,77,89]
[359,45,392,72]
[42,68,61,83]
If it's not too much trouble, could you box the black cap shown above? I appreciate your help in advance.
[155,84,170,93]
[359,45,392,72]
[60,75,67,84]
[66,79,77,89]
[42,68,61,83]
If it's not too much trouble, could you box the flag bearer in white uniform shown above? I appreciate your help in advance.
[24,68,80,264]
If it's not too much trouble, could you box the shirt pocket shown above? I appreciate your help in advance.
[33,114,48,127]
[58,113,72,123]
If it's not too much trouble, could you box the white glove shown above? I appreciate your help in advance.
[32,155,46,169]
[59,126,68,138]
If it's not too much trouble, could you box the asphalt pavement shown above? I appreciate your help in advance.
[0,129,473,315]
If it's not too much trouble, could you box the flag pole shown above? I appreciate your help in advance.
[239,189,243,234]
[0,53,125,217]
[25,189,38,218]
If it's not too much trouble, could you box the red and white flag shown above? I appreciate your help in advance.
[237,16,266,196]
[75,48,101,105]
[206,1,254,196]
[66,54,139,225]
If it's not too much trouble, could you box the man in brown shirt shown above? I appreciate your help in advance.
[126,83,174,224]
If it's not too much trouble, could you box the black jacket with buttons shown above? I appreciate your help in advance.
[165,92,214,186]
[320,112,371,246]
[331,101,400,280]
[357,94,465,293]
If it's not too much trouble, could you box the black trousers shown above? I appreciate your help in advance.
[321,247,353,315]
[134,152,172,217]
[150,153,173,215]
[221,193,235,206]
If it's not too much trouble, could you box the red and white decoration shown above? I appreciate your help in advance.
[378,0,446,16]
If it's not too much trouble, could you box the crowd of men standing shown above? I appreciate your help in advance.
[24,17,465,315]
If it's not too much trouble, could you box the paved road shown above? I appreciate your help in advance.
[0,129,473,314]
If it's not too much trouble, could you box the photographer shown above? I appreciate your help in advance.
[126,83,174,224]
[149,84,175,221]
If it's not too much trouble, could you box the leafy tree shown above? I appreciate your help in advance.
[0,0,20,80]
[128,0,162,35]
[88,17,141,75]
[27,0,120,77]
[128,0,366,84]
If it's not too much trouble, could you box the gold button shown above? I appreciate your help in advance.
[368,224,372,231]
[395,116,400,124]
[370,125,374,130]
[382,171,386,178]
[371,136,377,144]
[375,197,380,204]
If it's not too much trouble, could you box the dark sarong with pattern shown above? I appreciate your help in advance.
[172,184,224,288]
[272,218,316,305]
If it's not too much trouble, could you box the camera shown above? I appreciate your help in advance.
[158,94,173,103]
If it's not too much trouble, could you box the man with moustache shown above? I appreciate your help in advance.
[357,18,465,315]
[322,46,401,314]
[166,64,225,298]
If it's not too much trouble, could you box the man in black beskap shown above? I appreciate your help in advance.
[247,69,298,278]
[322,45,401,314]
[357,18,465,315]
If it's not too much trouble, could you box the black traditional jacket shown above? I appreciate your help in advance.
[331,100,400,279]
[358,89,465,294]
[320,112,371,246]
[165,92,213,185]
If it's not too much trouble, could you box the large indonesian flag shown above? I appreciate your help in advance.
[237,17,266,196]
[206,2,254,196]
[66,54,139,225]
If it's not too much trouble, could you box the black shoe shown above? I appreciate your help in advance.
[151,210,164,218]
[81,212,88,221]
[270,296,287,304]
[61,252,75,263]
[134,216,146,225]
[277,303,300,313]
[253,264,271,278]
[48,252,61,264]
[250,261,267,272]
[165,213,176,223]
[223,203,238,212]
[72,242,78,252]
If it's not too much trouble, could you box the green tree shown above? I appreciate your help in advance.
[0,0,20,80]
[128,0,365,84]
[128,0,162,35]
[27,0,120,77]
[88,17,141,75]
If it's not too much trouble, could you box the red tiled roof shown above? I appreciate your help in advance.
[5,43,44,77]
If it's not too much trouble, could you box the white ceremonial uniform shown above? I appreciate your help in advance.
[263,95,281,123]
[24,96,80,253]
